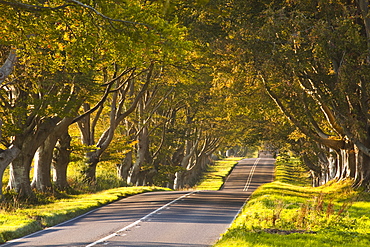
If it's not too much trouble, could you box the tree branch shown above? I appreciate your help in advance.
[116,62,154,123]
[301,93,330,139]
[0,49,17,84]
[261,74,345,150]
[298,74,344,136]
[0,0,71,11]
[72,68,131,124]
[67,0,153,29]
[2,0,154,29]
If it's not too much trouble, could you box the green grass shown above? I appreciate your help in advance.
[195,157,244,190]
[0,186,170,243]
[214,156,370,247]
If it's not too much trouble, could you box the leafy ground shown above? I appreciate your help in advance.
[214,156,370,247]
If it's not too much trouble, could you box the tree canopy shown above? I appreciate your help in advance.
[2,0,370,198]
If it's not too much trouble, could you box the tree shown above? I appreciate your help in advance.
[77,64,153,183]
[67,0,193,184]
[0,49,20,198]
[220,0,370,188]
[1,0,187,197]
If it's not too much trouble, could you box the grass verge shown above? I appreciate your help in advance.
[214,156,370,247]
[195,157,244,190]
[0,186,170,243]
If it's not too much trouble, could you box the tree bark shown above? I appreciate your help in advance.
[30,136,56,191]
[7,117,59,198]
[31,118,73,192]
[174,138,198,190]
[8,150,35,197]
[117,125,135,182]
[0,145,20,198]
[117,151,132,182]
[52,132,72,190]
[353,145,370,188]
[127,126,152,185]
[0,49,16,84]
[83,151,100,184]
[357,0,370,62]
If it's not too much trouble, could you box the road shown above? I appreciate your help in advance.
[3,157,275,247]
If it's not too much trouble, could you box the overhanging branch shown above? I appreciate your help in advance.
[261,74,345,150]
[67,0,153,29]
[0,49,17,84]
[2,0,154,29]
[0,0,71,11]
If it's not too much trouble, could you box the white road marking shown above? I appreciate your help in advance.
[243,158,260,192]
[85,191,197,247]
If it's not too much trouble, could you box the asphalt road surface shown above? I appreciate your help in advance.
[3,157,275,247]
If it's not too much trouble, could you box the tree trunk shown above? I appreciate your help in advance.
[117,127,135,182]
[31,135,58,192]
[166,146,184,189]
[117,151,132,182]
[78,66,152,184]
[180,152,213,189]
[127,126,151,185]
[31,118,73,192]
[52,132,72,190]
[7,117,59,198]
[173,136,200,190]
[358,0,370,62]
[184,153,209,187]
[348,148,357,179]
[7,151,34,198]
[354,147,370,188]
[338,147,356,181]
[83,151,100,184]
[334,151,342,181]
[0,49,17,83]
[174,170,185,189]
[0,145,20,199]
[327,151,337,182]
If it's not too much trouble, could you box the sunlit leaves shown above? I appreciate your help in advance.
[0,0,191,140]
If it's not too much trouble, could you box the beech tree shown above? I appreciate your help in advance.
[171,0,370,188]
[217,0,370,188]
[77,64,154,183]
[0,0,190,197]
[0,2,106,197]
[0,49,20,197]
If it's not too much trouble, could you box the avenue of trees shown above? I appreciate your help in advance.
[219,0,370,188]
[1,0,370,199]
